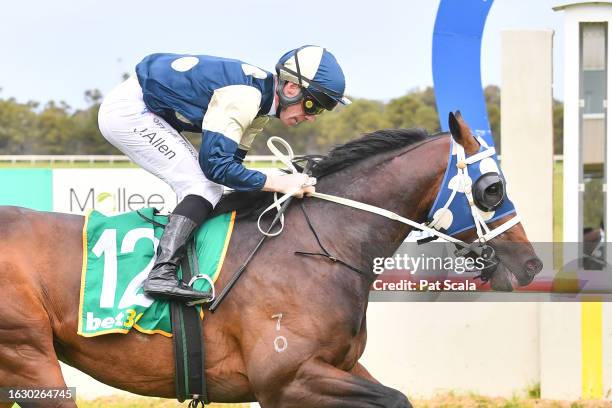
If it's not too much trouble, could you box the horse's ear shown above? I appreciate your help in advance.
[448,111,462,140]
[448,110,479,155]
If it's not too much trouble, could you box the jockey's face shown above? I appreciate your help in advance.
[278,82,316,127]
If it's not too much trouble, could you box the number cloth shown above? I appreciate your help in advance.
[78,208,235,337]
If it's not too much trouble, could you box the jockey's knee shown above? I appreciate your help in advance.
[175,183,223,207]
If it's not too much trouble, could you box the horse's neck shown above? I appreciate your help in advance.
[309,137,449,272]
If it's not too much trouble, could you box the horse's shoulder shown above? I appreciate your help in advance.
[0,205,35,227]
[0,206,83,234]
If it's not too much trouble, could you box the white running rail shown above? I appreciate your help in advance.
[0,155,280,165]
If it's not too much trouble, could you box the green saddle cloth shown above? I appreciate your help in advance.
[78,208,235,337]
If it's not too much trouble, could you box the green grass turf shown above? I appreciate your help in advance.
[11,392,611,408]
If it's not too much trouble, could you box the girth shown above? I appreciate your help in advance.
[135,210,208,407]
[172,240,208,407]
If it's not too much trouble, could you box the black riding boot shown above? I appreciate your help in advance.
[143,195,213,302]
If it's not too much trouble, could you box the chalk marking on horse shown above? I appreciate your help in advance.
[271,313,288,353]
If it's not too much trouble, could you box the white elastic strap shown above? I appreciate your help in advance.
[442,186,458,209]
[479,213,492,234]
[309,191,470,248]
[471,207,485,239]
[474,134,491,149]
[464,147,496,165]
[257,136,307,236]
[478,215,521,242]
[460,152,484,239]
[267,136,298,173]
[429,184,459,230]
[257,190,300,236]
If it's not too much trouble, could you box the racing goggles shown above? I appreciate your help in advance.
[472,172,506,212]
[276,59,348,112]
[303,92,327,115]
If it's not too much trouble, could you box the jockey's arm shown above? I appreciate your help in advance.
[199,85,313,196]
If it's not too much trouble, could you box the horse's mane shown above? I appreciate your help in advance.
[211,128,432,218]
[310,128,429,178]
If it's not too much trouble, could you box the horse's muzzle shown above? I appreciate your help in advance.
[525,257,543,278]
[513,257,543,287]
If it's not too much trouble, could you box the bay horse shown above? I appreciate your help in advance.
[0,114,542,407]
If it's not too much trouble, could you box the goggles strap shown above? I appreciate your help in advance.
[294,51,304,88]
[276,65,343,100]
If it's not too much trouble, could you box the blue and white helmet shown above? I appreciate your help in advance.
[276,45,351,112]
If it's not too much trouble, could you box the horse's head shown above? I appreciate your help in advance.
[428,111,543,291]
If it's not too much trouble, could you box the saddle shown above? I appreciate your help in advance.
[79,207,236,406]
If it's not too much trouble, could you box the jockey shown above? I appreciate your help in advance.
[98,45,349,302]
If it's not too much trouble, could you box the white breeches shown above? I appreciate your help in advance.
[98,76,224,206]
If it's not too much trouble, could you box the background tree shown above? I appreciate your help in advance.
[0,84,564,156]
[385,88,439,132]
[553,99,563,155]
[484,85,501,150]
[0,98,40,153]
[35,101,75,154]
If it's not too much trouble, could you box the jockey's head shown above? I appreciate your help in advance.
[275,45,350,126]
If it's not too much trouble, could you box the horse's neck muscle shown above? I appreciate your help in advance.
[308,137,449,272]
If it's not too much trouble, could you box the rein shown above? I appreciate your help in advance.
[294,201,373,279]
[209,135,522,310]
[262,137,521,257]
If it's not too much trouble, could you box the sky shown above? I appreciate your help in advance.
[0,0,565,110]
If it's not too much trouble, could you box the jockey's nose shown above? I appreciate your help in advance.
[304,115,316,122]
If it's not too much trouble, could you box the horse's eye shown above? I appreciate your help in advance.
[486,184,499,195]
[472,172,506,212]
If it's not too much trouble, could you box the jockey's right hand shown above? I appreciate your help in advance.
[263,173,316,198]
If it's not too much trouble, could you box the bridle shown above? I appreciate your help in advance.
[259,137,520,260]
[208,135,522,310]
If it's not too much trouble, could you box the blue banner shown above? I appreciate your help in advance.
[432,0,495,147]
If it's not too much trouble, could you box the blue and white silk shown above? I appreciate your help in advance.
[136,53,276,192]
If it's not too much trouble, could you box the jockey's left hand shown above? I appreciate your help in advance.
[262,173,316,198]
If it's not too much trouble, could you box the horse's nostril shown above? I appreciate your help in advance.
[525,258,543,274]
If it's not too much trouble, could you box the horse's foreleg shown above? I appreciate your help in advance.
[255,359,411,408]
[0,346,77,408]
[0,342,77,408]
[0,280,77,407]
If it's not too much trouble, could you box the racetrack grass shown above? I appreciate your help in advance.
[412,392,612,407]
[77,398,250,407]
[11,400,251,408]
[11,392,611,408]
